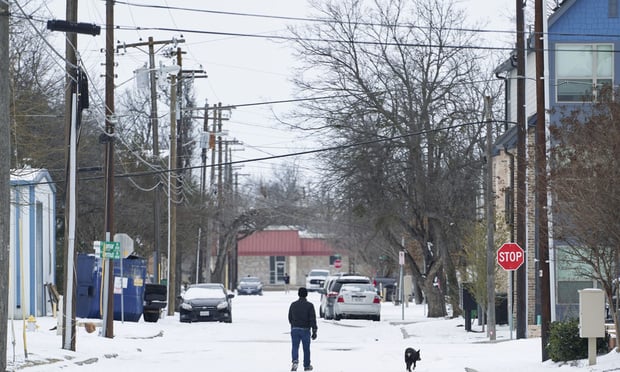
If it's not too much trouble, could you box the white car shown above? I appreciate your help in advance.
[333,283,381,321]
[305,269,330,292]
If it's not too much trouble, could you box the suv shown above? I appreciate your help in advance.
[318,275,371,319]
[305,269,330,292]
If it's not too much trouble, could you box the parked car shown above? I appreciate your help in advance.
[179,285,234,323]
[333,282,381,321]
[306,269,330,292]
[373,277,398,302]
[318,275,371,319]
[237,276,264,295]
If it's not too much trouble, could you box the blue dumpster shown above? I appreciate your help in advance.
[112,255,147,322]
[75,253,147,322]
[76,254,100,318]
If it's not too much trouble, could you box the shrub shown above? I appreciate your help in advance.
[547,318,608,362]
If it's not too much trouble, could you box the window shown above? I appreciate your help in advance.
[556,44,613,102]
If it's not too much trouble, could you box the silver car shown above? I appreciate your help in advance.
[333,283,381,321]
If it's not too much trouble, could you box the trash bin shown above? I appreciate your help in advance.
[495,293,508,325]
[112,255,147,322]
[75,253,147,322]
[76,254,101,319]
[143,284,167,322]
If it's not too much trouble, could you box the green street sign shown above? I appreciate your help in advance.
[100,241,121,259]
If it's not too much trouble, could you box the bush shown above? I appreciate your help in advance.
[547,318,608,362]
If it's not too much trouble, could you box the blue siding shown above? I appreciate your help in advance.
[551,0,620,41]
[547,0,620,122]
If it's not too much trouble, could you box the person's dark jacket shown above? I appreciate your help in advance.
[288,298,317,331]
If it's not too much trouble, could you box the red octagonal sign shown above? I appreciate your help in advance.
[497,242,525,271]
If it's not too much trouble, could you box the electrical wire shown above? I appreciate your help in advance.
[22,118,495,188]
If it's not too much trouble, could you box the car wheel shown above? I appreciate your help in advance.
[334,313,342,321]
[373,315,380,322]
[319,308,324,318]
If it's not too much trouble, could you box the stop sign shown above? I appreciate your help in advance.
[497,243,525,271]
[334,259,342,269]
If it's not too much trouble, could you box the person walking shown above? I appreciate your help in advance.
[288,287,317,371]
[283,272,290,294]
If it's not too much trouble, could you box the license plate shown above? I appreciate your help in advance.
[200,311,210,316]
[353,297,363,302]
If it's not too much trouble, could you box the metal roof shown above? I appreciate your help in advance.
[238,229,336,257]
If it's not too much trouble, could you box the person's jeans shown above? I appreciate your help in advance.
[291,327,311,367]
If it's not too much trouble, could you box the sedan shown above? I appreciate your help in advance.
[179,285,234,323]
[319,275,371,320]
[333,283,381,321]
[237,276,264,295]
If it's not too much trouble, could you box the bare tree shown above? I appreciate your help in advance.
[289,0,489,317]
[550,85,620,350]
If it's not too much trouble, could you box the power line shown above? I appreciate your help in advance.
[111,1,620,40]
[31,119,494,187]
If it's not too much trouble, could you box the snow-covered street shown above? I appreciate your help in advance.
[5,291,619,371]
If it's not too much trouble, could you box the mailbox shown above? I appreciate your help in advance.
[579,288,605,338]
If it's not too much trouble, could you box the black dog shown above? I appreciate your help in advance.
[404,347,421,371]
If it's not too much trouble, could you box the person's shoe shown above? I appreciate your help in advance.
[304,365,313,371]
[291,360,298,371]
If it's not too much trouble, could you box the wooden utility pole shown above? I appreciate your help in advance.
[103,0,116,338]
[167,71,177,316]
[207,104,218,282]
[117,37,184,283]
[199,101,209,283]
[515,0,528,340]
[485,96,496,341]
[0,1,11,370]
[62,0,78,351]
[535,0,551,361]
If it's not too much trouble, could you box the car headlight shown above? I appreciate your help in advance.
[217,301,229,310]
[181,302,193,310]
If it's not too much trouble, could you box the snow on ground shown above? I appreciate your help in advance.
[4,291,619,371]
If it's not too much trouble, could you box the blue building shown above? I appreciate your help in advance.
[493,0,619,326]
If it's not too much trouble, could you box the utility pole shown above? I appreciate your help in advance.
[515,0,528,340]
[485,96,496,341]
[45,3,100,351]
[0,1,11,370]
[167,70,178,316]
[535,0,551,361]
[217,103,225,286]
[102,0,116,338]
[62,0,78,351]
[117,37,184,284]
[199,100,209,283]
[207,103,218,282]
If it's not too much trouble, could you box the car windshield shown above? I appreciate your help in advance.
[184,287,225,300]
[241,277,260,283]
[310,271,329,277]
[340,283,375,292]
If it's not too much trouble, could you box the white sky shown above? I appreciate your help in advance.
[39,0,519,182]
[5,290,618,371]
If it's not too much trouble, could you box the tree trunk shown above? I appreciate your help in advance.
[424,281,446,317]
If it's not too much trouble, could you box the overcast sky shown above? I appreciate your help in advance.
[40,0,518,181]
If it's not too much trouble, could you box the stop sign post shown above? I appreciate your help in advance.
[497,242,525,271]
